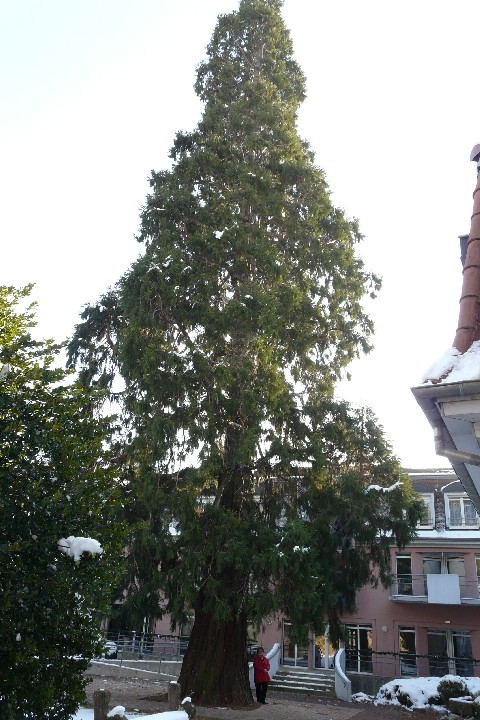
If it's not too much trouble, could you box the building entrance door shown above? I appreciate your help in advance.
[313,626,335,669]
[282,622,309,667]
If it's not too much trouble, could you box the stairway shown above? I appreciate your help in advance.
[269,667,336,697]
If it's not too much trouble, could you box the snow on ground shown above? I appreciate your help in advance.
[352,675,480,710]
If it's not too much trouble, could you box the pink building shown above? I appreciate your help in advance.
[339,469,480,691]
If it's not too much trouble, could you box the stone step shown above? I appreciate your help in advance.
[270,682,335,696]
[270,669,336,697]
[275,669,333,677]
[271,675,335,686]
[273,672,334,683]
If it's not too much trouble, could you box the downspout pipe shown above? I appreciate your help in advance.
[433,424,480,467]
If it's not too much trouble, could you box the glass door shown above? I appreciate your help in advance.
[427,630,450,675]
[427,629,473,676]
[453,632,473,676]
[282,622,309,667]
[447,557,465,598]
[345,625,372,673]
[313,626,336,669]
[399,627,417,676]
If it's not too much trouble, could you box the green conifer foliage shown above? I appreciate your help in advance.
[68,0,422,705]
[0,286,124,719]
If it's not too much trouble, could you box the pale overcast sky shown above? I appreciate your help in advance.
[2,0,480,469]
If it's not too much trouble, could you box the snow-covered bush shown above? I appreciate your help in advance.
[374,675,480,711]
[437,676,468,705]
[376,676,451,710]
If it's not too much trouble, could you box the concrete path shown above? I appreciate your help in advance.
[194,695,364,720]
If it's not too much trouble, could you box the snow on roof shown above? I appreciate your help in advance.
[421,341,480,385]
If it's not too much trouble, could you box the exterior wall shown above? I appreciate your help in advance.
[256,615,283,652]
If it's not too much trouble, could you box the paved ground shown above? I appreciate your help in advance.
[84,674,444,720]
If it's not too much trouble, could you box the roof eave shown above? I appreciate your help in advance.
[411,380,480,513]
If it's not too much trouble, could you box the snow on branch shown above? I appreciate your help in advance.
[0,363,11,382]
[365,481,402,493]
[58,536,103,562]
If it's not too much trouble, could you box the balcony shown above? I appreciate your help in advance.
[389,574,480,605]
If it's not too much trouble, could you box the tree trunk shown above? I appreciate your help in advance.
[178,596,253,706]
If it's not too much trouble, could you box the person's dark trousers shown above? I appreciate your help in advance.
[255,682,268,704]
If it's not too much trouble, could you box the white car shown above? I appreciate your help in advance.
[104,640,118,659]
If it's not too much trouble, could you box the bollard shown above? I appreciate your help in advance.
[168,681,181,710]
[182,697,196,719]
[93,689,111,720]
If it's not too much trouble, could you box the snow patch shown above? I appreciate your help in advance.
[422,341,480,384]
[58,536,103,562]
[366,481,402,493]
[107,706,125,717]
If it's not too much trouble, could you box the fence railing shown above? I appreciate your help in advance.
[345,649,478,679]
[103,631,190,662]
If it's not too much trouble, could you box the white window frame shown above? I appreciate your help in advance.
[445,494,479,528]
[418,494,434,528]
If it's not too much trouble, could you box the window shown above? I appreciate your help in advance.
[396,555,412,595]
[446,495,479,528]
[427,629,473,676]
[399,628,417,677]
[418,494,434,528]
[345,624,372,673]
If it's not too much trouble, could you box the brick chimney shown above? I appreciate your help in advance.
[453,145,480,354]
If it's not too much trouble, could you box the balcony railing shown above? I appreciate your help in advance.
[389,574,480,604]
[446,514,480,528]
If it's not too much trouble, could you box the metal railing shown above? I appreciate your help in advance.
[103,631,190,662]
[345,649,478,679]
[389,574,480,602]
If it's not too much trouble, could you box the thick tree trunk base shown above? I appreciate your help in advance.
[179,606,253,706]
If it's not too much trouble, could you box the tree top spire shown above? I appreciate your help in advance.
[195,0,305,110]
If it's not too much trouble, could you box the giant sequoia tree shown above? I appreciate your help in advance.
[69,0,422,706]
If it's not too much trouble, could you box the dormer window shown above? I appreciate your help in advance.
[445,494,479,528]
[418,494,434,528]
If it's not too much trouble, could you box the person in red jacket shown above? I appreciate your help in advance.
[253,646,270,704]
